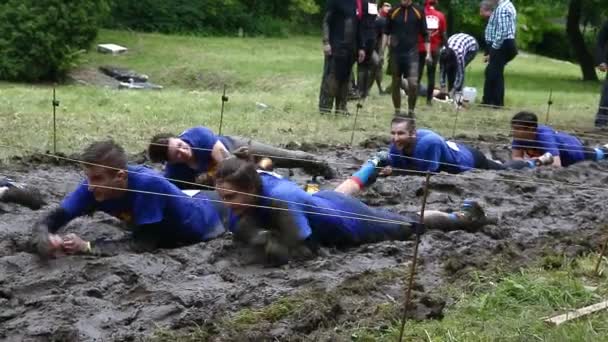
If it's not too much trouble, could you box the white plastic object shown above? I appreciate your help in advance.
[462,87,477,103]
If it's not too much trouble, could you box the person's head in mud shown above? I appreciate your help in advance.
[148,133,192,165]
[215,158,262,216]
[510,111,538,142]
[81,140,129,202]
[390,116,417,154]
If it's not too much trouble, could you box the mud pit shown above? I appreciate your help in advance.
[2,136,608,341]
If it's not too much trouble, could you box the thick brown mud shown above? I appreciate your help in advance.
[1,136,608,341]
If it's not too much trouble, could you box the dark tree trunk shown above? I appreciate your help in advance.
[567,0,598,81]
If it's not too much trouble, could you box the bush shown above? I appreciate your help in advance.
[0,0,109,82]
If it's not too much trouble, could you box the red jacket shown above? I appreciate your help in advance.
[418,1,446,53]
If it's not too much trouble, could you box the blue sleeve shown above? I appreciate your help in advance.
[132,178,169,226]
[184,126,219,162]
[537,132,560,157]
[416,139,442,172]
[60,181,96,219]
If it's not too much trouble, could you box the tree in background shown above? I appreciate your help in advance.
[0,0,109,82]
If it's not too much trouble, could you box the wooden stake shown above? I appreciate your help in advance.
[545,300,608,326]
[398,172,431,341]
[350,101,363,147]
[594,233,608,276]
[219,84,228,135]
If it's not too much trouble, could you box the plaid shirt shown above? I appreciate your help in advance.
[484,0,516,50]
[440,33,479,92]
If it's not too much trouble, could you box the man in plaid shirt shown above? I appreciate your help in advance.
[439,33,479,101]
[482,0,517,107]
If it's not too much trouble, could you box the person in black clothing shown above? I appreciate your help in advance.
[595,20,608,128]
[319,0,368,115]
[381,0,432,117]
[355,0,379,99]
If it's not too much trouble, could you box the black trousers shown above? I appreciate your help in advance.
[418,50,439,103]
[596,72,608,127]
[482,39,517,107]
[467,145,530,170]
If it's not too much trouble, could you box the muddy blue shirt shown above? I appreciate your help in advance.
[511,125,585,167]
[164,126,233,185]
[227,172,414,246]
[388,129,475,173]
[60,165,225,242]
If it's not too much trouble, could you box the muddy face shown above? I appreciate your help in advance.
[84,165,127,202]
[391,121,417,152]
[511,124,536,143]
[166,138,193,164]
[216,180,257,216]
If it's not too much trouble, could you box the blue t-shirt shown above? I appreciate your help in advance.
[61,165,225,242]
[388,129,475,173]
[511,125,585,167]
[227,173,412,245]
[164,126,232,183]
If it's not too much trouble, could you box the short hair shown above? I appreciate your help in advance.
[148,133,174,163]
[391,116,416,131]
[511,111,538,128]
[439,47,457,68]
[81,140,127,171]
[215,157,262,195]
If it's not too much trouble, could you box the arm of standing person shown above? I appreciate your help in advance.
[596,21,608,70]
[419,8,431,63]
[322,0,335,56]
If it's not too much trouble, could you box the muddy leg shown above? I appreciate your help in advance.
[423,200,493,232]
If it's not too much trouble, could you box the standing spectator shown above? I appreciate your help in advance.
[382,0,431,117]
[319,0,367,115]
[481,0,517,107]
[595,20,608,128]
[417,0,447,106]
[439,33,479,101]
[355,0,380,99]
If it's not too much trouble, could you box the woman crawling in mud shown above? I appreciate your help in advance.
[215,157,496,265]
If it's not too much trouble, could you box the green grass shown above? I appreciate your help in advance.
[0,29,604,159]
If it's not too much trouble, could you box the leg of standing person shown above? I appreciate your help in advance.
[483,46,507,106]
[596,73,608,128]
[391,54,404,115]
[405,51,420,116]
[426,50,439,105]
[319,55,335,114]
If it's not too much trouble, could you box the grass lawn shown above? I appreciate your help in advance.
[0,29,604,159]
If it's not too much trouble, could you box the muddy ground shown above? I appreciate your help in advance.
[1,135,608,341]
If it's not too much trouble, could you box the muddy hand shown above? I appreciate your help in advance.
[31,224,64,257]
[63,233,89,254]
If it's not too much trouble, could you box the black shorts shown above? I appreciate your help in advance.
[391,51,419,79]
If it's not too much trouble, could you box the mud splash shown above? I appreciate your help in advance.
[1,139,608,341]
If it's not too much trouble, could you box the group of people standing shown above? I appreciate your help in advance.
[319,0,518,117]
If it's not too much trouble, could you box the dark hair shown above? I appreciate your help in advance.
[391,116,416,130]
[81,140,127,170]
[148,133,174,163]
[216,158,263,195]
[439,47,456,68]
[511,111,538,128]
[480,0,495,11]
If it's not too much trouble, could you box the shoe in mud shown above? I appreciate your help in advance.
[318,162,336,180]
[407,110,416,119]
[368,151,390,167]
[0,181,46,210]
[537,152,554,166]
[460,200,486,225]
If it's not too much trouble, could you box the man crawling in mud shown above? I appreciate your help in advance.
[214,157,495,265]
[336,116,554,192]
[510,111,608,167]
[31,140,227,257]
[148,126,336,189]
[0,178,45,210]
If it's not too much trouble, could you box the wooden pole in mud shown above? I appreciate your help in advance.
[350,101,363,147]
[594,232,608,275]
[544,89,553,125]
[398,172,431,341]
[52,85,60,155]
[219,84,228,135]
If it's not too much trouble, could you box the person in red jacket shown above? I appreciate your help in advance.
[417,0,447,106]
